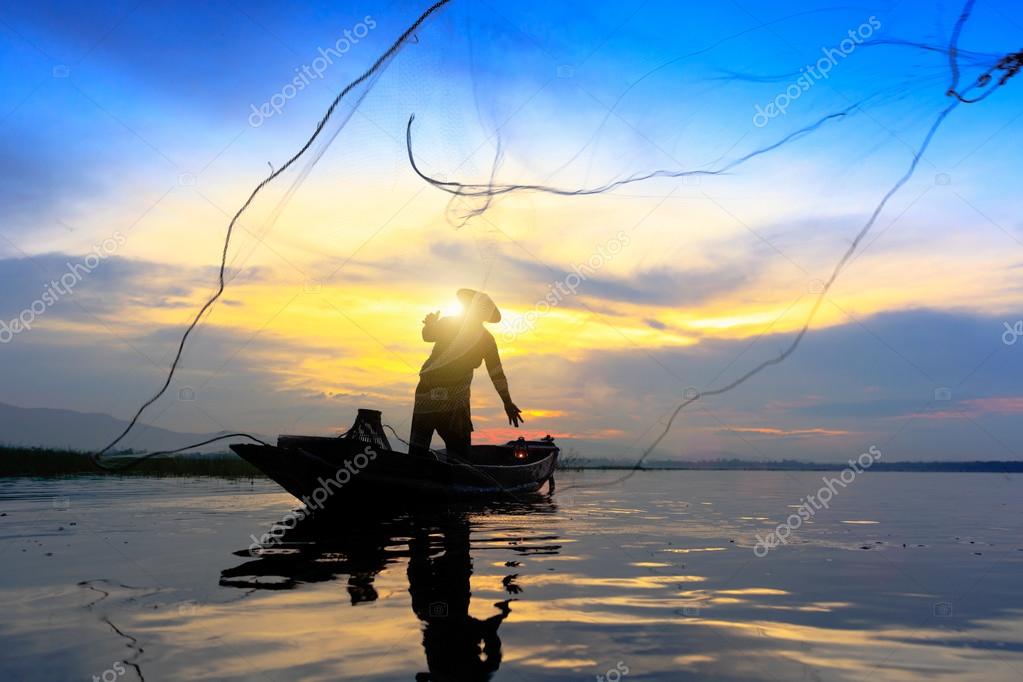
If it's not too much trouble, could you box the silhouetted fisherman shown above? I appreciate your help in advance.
[410,289,522,460]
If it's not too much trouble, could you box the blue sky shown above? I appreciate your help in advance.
[1,0,1021,461]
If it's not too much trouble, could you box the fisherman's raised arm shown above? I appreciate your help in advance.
[422,310,441,341]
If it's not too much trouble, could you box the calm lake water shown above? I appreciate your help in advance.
[1,471,1021,681]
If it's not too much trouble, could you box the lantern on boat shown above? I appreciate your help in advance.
[513,437,529,460]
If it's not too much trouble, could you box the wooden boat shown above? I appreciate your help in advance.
[230,409,559,505]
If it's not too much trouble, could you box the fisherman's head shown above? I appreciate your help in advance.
[457,288,501,325]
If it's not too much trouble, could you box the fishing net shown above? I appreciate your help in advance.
[92,0,1021,485]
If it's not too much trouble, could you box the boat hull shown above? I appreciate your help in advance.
[231,438,558,506]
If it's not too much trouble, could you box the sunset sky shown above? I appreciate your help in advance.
[1,0,1021,461]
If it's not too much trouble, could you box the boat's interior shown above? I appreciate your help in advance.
[445,444,550,466]
[275,435,555,466]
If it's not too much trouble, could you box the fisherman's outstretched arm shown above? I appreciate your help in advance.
[484,341,523,427]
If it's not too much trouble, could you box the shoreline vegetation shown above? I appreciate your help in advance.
[0,446,1021,478]
[0,446,262,478]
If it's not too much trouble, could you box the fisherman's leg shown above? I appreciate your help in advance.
[442,429,471,462]
[408,410,436,458]
[437,407,472,462]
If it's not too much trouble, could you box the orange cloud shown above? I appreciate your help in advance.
[473,426,626,443]
[522,409,566,418]
[719,427,851,438]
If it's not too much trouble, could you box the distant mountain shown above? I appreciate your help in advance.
[0,402,265,453]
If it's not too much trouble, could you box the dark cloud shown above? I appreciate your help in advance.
[424,238,758,309]
[0,253,271,320]
[515,307,1022,461]
[505,256,756,307]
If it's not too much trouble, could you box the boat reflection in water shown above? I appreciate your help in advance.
[220,499,559,680]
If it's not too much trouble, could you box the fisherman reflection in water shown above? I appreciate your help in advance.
[409,516,512,681]
[410,289,523,460]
